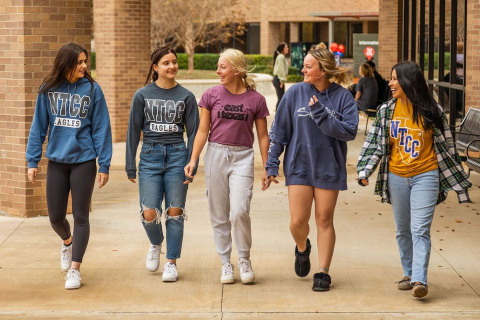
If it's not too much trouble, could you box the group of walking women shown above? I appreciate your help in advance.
[26,43,471,299]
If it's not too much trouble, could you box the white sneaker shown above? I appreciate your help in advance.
[60,243,72,272]
[65,268,81,290]
[239,258,255,284]
[162,262,178,282]
[146,244,161,272]
[221,263,235,284]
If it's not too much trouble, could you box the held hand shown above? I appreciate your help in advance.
[98,173,109,188]
[268,175,279,185]
[261,170,272,191]
[279,82,284,89]
[360,179,369,186]
[27,168,37,184]
[128,178,136,184]
[308,95,318,107]
[184,161,197,179]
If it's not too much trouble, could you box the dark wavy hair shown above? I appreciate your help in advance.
[40,43,94,94]
[144,47,177,85]
[273,42,287,64]
[392,61,444,134]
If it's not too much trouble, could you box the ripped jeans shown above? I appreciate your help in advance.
[138,142,188,260]
[204,142,254,264]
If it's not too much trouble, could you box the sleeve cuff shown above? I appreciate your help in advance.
[98,166,110,174]
[126,170,136,179]
[28,162,38,168]
[266,167,279,178]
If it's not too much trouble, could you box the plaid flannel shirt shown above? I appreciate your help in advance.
[357,98,471,205]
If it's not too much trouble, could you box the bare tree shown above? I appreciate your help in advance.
[152,0,246,73]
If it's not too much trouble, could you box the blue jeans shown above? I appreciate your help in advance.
[388,169,439,285]
[138,142,188,260]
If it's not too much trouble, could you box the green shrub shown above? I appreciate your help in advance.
[287,75,304,83]
[288,66,300,75]
[245,54,273,66]
[90,51,96,70]
[176,53,274,71]
[177,53,219,70]
[421,53,451,70]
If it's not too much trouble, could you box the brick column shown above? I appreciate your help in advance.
[290,22,299,43]
[378,0,402,77]
[465,2,480,112]
[94,0,151,142]
[0,1,92,217]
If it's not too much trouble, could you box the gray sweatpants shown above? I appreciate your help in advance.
[204,142,254,265]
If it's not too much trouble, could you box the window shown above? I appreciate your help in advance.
[404,0,467,125]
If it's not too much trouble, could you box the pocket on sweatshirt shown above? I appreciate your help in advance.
[46,134,83,163]
[288,144,340,178]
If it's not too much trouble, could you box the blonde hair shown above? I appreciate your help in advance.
[220,48,256,91]
[308,48,352,85]
[359,63,374,78]
[315,42,327,50]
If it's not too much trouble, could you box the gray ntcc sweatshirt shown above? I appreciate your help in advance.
[126,82,199,179]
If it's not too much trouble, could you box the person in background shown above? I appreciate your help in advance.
[355,63,378,111]
[357,61,471,299]
[366,60,388,103]
[26,43,112,290]
[273,42,289,110]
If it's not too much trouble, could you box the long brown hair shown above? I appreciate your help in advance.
[145,47,177,86]
[40,43,94,94]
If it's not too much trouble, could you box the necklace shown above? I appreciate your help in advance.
[397,100,411,120]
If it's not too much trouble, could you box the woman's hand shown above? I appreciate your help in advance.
[98,173,109,188]
[268,175,279,185]
[279,82,284,89]
[27,168,37,184]
[184,161,197,179]
[359,178,369,186]
[129,178,136,184]
[261,170,272,191]
[308,95,318,106]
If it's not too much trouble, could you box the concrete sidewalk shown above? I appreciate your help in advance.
[1,92,480,319]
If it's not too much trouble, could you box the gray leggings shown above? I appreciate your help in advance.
[46,159,96,263]
[204,143,254,264]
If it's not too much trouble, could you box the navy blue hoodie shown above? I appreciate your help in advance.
[266,82,358,190]
[26,78,112,173]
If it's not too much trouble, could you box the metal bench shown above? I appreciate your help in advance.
[454,107,480,176]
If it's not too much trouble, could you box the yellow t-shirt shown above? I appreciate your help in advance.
[388,100,438,177]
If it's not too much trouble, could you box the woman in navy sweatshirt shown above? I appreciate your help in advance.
[266,48,358,291]
[26,43,112,290]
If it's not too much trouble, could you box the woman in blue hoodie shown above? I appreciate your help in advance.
[266,48,358,291]
[26,43,112,290]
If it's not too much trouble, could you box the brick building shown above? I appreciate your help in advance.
[1,0,479,217]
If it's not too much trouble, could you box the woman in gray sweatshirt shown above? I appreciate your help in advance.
[266,48,358,291]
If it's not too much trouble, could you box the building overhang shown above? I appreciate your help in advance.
[308,11,379,21]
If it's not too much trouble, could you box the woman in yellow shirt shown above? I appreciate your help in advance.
[360,61,448,299]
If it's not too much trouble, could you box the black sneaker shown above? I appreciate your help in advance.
[294,238,311,277]
[312,272,331,291]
